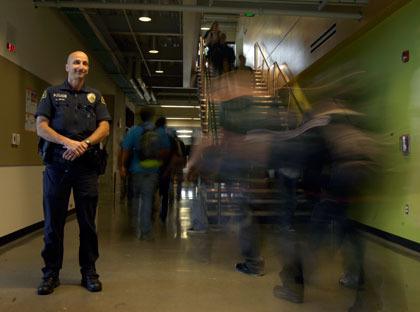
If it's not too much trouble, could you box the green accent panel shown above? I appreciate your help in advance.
[298,0,420,242]
[0,55,48,166]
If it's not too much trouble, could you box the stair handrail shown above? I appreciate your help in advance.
[198,36,219,144]
[254,43,272,95]
[272,62,304,115]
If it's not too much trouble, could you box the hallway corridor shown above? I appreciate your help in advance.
[1,183,420,312]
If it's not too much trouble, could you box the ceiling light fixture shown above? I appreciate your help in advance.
[201,26,210,30]
[167,117,200,120]
[160,105,200,108]
[155,61,164,74]
[176,130,194,133]
[149,36,159,54]
[139,2,151,22]
[139,15,151,22]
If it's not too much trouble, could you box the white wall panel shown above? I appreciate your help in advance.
[1,166,43,237]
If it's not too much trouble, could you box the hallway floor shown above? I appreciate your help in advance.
[1,183,420,312]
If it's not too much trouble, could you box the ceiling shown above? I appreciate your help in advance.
[32,0,368,106]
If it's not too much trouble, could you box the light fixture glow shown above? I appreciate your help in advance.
[176,130,193,133]
[149,36,159,54]
[155,61,163,74]
[167,117,200,120]
[139,16,151,22]
[178,135,192,138]
[201,26,210,30]
[160,105,200,108]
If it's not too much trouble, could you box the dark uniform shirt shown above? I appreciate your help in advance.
[36,80,111,140]
[36,80,112,162]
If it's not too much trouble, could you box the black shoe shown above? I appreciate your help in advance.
[235,262,264,277]
[37,277,60,295]
[273,284,304,303]
[81,275,102,292]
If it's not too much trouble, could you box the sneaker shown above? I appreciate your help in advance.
[81,274,102,292]
[273,284,304,303]
[235,262,264,277]
[37,276,60,295]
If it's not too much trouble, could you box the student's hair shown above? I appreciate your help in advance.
[155,116,167,128]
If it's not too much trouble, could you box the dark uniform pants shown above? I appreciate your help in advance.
[42,163,99,278]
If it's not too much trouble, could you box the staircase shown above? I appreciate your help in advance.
[195,39,308,225]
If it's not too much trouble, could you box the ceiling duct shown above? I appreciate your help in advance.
[33,1,364,20]
[129,79,144,100]
[136,77,152,102]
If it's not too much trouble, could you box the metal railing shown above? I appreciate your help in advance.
[254,42,304,117]
[198,36,219,144]
[254,42,272,95]
[272,62,304,115]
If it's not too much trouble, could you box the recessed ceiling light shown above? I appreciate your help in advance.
[149,49,159,54]
[201,26,210,30]
[139,16,151,22]
[155,70,164,74]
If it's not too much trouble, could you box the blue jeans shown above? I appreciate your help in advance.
[131,172,159,236]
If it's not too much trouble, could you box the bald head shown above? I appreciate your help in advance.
[66,51,89,86]
[67,51,89,65]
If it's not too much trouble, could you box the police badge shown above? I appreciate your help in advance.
[87,93,96,104]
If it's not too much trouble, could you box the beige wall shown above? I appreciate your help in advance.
[238,0,409,77]
[0,0,127,238]
[0,0,115,92]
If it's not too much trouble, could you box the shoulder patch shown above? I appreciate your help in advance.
[100,96,106,105]
[87,93,96,104]
[41,90,47,100]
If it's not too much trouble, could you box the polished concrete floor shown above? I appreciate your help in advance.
[1,182,420,312]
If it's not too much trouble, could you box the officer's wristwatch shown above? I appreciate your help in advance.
[84,139,92,147]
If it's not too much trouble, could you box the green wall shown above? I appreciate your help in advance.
[298,0,420,242]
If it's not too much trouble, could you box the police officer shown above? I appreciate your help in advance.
[35,51,111,295]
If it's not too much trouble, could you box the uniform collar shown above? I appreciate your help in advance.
[60,80,88,93]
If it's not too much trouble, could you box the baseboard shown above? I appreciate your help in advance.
[351,220,420,254]
[0,209,76,247]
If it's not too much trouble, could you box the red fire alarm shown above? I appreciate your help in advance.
[402,50,409,63]
[6,42,16,53]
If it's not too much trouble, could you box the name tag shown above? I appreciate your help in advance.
[53,93,68,101]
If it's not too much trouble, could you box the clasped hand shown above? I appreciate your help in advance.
[62,140,89,161]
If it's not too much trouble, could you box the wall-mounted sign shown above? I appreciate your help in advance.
[25,89,37,132]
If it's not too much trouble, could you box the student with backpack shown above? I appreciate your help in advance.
[121,109,161,240]
[154,117,174,223]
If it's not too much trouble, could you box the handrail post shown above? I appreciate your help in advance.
[254,43,257,70]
